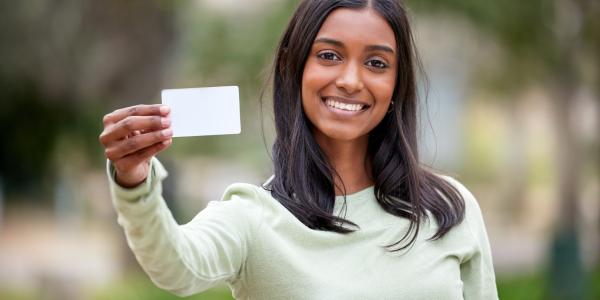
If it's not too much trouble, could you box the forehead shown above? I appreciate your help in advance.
[315,8,396,50]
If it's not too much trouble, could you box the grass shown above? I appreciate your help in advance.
[2,267,598,299]
[88,273,234,300]
[497,272,547,299]
[497,266,600,300]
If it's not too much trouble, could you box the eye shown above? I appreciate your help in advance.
[366,59,388,69]
[317,51,341,61]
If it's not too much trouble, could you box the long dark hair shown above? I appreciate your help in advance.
[265,0,465,251]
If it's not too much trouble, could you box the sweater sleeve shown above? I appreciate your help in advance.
[449,179,498,300]
[107,157,256,297]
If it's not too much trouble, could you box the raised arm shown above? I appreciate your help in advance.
[100,104,254,297]
[107,158,253,296]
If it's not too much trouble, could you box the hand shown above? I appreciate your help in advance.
[99,104,173,188]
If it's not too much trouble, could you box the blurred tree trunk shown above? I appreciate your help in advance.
[548,64,584,300]
[576,0,600,271]
[548,1,586,298]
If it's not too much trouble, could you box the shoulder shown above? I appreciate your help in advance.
[220,182,271,204]
[218,180,295,223]
[436,174,482,217]
[187,182,272,239]
[436,175,490,242]
[210,182,276,221]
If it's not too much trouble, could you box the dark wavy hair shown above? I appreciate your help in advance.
[265,0,465,251]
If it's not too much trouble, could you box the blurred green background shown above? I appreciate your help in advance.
[0,0,598,299]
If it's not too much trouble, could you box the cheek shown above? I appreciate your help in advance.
[367,75,396,111]
[373,74,396,103]
[301,61,322,122]
[302,60,336,97]
[364,74,396,129]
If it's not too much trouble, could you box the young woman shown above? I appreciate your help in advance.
[99,0,498,299]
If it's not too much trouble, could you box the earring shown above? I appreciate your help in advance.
[387,101,395,113]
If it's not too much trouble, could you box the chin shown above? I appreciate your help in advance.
[312,123,367,143]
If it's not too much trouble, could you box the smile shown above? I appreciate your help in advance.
[322,97,370,114]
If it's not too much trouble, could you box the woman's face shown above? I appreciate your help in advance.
[301,8,397,143]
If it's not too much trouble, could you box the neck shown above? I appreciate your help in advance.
[314,133,373,196]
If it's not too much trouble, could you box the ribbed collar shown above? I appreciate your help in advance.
[333,185,376,214]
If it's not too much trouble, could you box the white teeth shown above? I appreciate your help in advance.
[325,98,365,112]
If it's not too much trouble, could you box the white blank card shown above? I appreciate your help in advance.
[161,86,241,137]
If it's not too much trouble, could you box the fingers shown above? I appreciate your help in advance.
[103,104,170,126]
[100,104,173,184]
[100,115,170,144]
[114,139,172,172]
[104,128,173,161]
[127,130,142,139]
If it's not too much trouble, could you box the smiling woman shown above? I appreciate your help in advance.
[99,0,499,299]
[301,8,397,196]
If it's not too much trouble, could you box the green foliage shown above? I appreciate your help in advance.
[0,77,73,195]
[88,273,233,300]
[177,1,298,89]
[548,229,585,299]
[163,1,298,159]
[408,0,553,57]
[406,0,584,93]
[0,75,106,198]
[497,272,547,299]
[4,267,599,300]
[0,289,37,300]
[497,265,600,300]
[0,0,179,197]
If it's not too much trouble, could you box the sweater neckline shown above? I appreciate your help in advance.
[334,185,375,203]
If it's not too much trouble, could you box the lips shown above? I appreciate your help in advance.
[321,96,371,112]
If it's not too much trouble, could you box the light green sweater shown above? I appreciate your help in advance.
[107,158,498,299]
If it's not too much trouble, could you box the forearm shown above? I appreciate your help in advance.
[107,158,224,296]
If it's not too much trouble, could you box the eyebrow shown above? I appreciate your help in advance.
[313,37,395,54]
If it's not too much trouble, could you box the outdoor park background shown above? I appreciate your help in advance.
[0,0,598,299]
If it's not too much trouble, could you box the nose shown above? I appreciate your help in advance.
[335,61,364,94]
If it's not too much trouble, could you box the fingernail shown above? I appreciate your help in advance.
[162,128,173,137]
[161,118,171,128]
[162,139,172,145]
[160,105,170,114]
